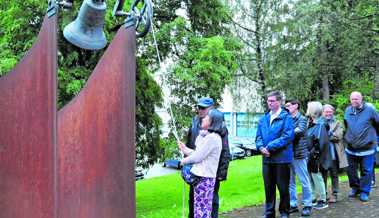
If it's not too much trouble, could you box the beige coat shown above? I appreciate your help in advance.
[329,120,348,168]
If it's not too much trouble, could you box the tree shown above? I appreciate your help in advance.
[0,0,164,168]
[158,1,242,138]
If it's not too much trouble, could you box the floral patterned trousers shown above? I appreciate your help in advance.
[194,177,215,218]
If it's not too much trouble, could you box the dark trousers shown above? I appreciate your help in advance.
[347,153,375,194]
[189,180,221,218]
[263,163,290,218]
[189,186,194,218]
[320,160,339,194]
[211,180,220,218]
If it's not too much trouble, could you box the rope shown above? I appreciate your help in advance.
[150,15,180,141]
[149,13,186,218]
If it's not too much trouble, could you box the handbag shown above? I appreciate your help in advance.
[181,164,200,186]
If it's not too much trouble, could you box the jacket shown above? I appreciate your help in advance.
[216,126,230,181]
[182,132,222,178]
[344,103,379,152]
[186,116,201,150]
[292,112,309,159]
[186,114,230,181]
[256,108,294,164]
[326,118,348,169]
[306,119,332,172]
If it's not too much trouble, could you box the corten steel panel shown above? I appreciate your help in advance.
[57,27,136,218]
[0,15,57,218]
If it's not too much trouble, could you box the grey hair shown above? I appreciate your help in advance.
[207,109,224,135]
[306,101,323,119]
[323,104,335,112]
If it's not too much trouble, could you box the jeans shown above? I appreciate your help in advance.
[263,163,291,218]
[289,158,313,207]
[347,153,375,194]
[311,172,326,201]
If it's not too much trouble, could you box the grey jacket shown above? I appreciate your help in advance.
[344,103,379,151]
[292,112,309,159]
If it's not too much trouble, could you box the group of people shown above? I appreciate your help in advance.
[257,91,379,218]
[177,90,379,218]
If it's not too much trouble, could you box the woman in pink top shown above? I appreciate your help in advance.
[179,109,224,218]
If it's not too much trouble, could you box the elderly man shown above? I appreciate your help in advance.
[321,104,348,203]
[344,91,379,202]
[285,100,312,216]
[186,97,230,218]
[256,91,294,218]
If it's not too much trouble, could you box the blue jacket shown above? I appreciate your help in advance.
[255,108,294,163]
[344,103,379,152]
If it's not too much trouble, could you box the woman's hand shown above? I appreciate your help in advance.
[177,140,186,152]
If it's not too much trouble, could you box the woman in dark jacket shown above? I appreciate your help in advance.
[305,101,332,210]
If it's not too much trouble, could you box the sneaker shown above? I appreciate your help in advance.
[313,200,328,210]
[360,192,369,202]
[301,206,312,216]
[289,206,299,213]
[312,199,317,206]
[348,189,360,198]
[371,181,377,188]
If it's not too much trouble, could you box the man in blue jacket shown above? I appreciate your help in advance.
[256,91,294,218]
[344,91,379,202]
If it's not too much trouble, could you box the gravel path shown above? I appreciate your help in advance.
[222,173,379,218]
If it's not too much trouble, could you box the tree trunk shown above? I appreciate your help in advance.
[254,1,267,110]
[375,60,379,99]
[321,73,330,101]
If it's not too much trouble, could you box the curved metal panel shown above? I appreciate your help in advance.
[57,27,136,218]
[0,15,57,218]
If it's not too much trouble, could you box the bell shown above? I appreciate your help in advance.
[63,0,107,50]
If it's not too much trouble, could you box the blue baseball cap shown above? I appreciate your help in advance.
[197,97,214,108]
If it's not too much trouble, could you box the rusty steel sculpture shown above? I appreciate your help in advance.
[0,1,58,217]
[0,0,152,218]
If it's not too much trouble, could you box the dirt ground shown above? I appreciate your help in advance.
[222,173,379,218]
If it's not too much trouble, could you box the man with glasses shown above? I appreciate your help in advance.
[285,100,312,216]
[256,91,294,218]
[185,97,230,218]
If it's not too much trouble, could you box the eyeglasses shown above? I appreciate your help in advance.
[198,106,207,110]
[267,100,278,103]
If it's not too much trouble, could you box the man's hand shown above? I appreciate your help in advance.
[260,147,270,157]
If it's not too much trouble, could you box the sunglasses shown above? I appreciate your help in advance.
[198,106,207,110]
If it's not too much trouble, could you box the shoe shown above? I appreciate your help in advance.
[313,200,328,210]
[301,206,312,216]
[348,189,360,198]
[371,181,377,188]
[312,199,318,206]
[289,206,299,213]
[280,213,289,218]
[360,192,369,202]
[328,194,337,203]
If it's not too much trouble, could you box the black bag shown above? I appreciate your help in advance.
[181,164,200,186]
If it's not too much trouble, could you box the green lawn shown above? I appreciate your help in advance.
[136,156,349,218]
[136,156,265,218]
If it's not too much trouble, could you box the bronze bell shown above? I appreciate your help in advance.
[63,0,107,50]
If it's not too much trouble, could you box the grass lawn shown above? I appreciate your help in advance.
[137,156,264,218]
[136,156,349,218]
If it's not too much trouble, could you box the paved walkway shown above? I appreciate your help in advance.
[223,173,379,218]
